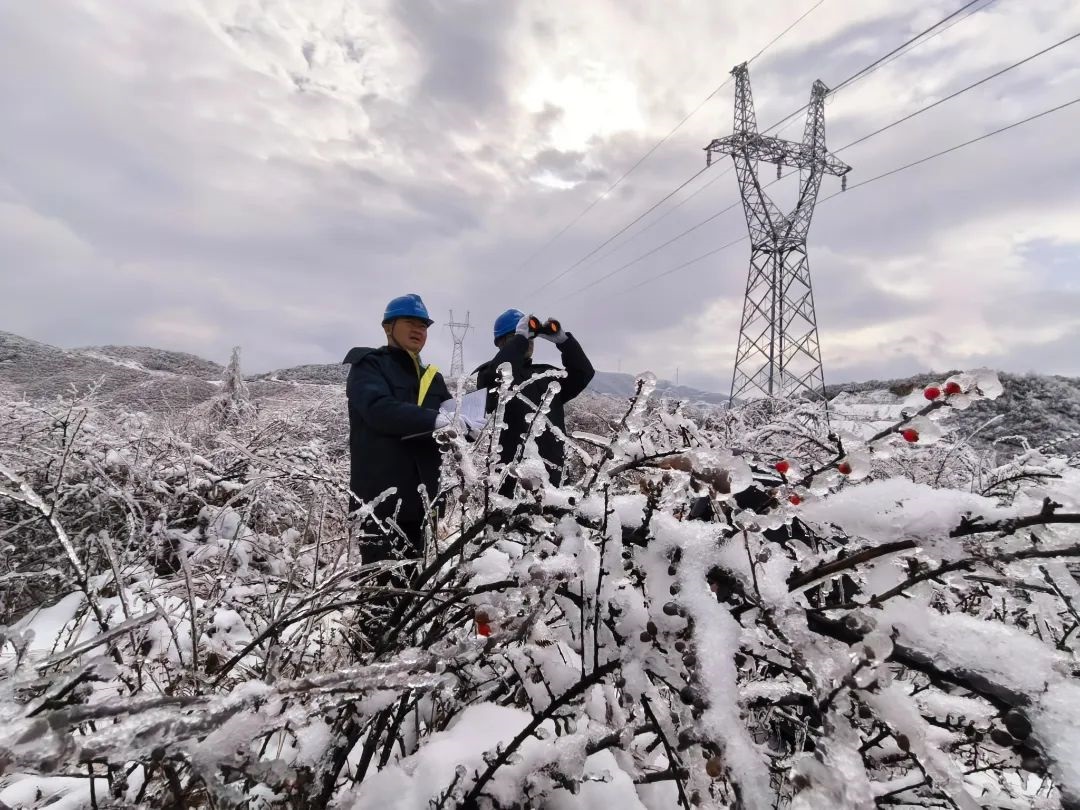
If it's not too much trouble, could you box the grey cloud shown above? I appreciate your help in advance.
[394,0,517,114]
[532,103,565,136]
[1,0,1078,389]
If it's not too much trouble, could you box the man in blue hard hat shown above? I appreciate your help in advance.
[343,294,452,562]
[476,309,594,490]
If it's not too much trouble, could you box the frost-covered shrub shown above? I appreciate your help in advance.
[1,369,1079,809]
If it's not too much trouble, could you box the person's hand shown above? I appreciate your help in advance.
[538,317,568,345]
[515,313,535,339]
[461,412,487,435]
[434,413,452,430]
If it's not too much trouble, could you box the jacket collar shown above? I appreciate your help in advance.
[385,345,425,376]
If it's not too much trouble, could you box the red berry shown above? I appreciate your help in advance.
[923,386,941,401]
[837,462,852,475]
[477,622,491,637]
[901,428,919,443]
[788,494,801,505]
[774,460,790,474]
[944,381,962,396]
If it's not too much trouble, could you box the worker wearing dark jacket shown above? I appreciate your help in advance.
[476,309,594,488]
[344,294,451,559]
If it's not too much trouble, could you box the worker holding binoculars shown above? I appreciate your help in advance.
[476,309,595,490]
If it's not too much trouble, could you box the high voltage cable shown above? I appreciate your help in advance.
[528,166,711,294]
[858,0,1000,79]
[826,94,1080,198]
[559,30,1077,300]
[583,169,729,271]
[836,29,1080,151]
[746,0,829,65]
[772,0,1001,138]
[557,198,746,298]
[761,0,989,137]
[537,0,994,298]
[617,235,749,295]
[514,0,827,281]
[833,0,987,94]
[614,94,1080,297]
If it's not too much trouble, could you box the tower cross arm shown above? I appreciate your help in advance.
[706,134,850,177]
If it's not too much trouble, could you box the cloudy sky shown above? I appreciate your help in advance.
[1,0,1078,392]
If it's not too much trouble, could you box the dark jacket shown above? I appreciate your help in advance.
[344,346,451,521]
[475,334,594,485]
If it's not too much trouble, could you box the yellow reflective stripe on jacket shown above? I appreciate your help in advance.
[417,364,439,405]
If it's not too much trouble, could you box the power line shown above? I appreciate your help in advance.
[616,93,1080,296]
[557,197,744,299]
[771,0,1001,138]
[831,0,987,95]
[515,0,827,281]
[827,94,1080,198]
[857,0,1000,78]
[538,0,995,298]
[745,0,829,66]
[760,0,990,138]
[836,29,1080,152]
[581,169,730,272]
[619,235,749,295]
[528,166,711,294]
[562,30,1078,299]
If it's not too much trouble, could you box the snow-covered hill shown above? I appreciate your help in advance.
[251,361,349,386]
[829,371,1080,457]
[588,370,728,406]
[73,344,225,379]
[2,332,1078,455]
[0,330,220,410]
[249,363,729,406]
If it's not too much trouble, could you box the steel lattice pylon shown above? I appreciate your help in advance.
[705,63,850,404]
[447,310,471,380]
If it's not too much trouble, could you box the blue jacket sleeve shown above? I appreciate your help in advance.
[348,357,438,436]
[555,334,594,402]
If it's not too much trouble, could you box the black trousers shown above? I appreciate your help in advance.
[359,519,425,594]
[361,520,423,562]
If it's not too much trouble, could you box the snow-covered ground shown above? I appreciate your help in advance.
[1,367,1078,809]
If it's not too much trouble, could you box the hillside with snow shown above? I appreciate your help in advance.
[828,372,1080,458]
[2,332,1078,459]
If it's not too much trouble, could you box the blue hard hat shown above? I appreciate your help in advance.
[382,294,434,326]
[493,308,525,342]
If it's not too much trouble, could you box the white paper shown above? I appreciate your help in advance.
[440,389,488,425]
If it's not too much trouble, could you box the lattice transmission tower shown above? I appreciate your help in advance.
[705,63,850,404]
[447,310,471,380]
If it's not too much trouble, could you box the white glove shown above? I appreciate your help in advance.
[538,317,568,345]
[515,313,534,339]
[433,413,452,430]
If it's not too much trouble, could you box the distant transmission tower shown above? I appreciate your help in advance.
[447,310,471,379]
[706,63,850,404]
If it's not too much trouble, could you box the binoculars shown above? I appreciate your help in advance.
[527,316,561,337]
